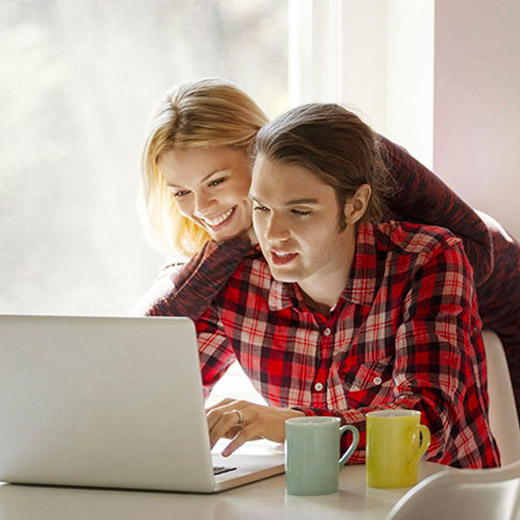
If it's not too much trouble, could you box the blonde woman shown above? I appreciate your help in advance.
[135,78,520,420]
[134,78,264,317]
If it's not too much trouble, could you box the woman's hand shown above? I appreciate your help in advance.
[206,398,305,456]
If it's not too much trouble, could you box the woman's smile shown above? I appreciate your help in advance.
[199,206,236,230]
[158,147,253,242]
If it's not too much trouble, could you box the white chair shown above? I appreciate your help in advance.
[482,330,520,465]
[385,460,520,520]
[385,331,520,520]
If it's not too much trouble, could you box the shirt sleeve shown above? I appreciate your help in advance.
[294,240,489,466]
[380,135,493,286]
[132,236,252,320]
[195,305,237,399]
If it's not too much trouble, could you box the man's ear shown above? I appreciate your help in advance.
[344,184,372,225]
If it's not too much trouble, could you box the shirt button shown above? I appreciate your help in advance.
[314,382,324,392]
[373,377,382,385]
[323,328,331,336]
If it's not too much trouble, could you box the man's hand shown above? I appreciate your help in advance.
[206,398,305,457]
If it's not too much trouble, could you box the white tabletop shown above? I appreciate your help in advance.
[0,463,444,520]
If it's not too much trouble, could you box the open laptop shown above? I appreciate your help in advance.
[0,315,284,492]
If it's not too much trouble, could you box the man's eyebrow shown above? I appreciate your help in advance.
[285,198,320,205]
[249,194,321,206]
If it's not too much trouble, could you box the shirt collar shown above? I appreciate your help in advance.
[267,222,379,312]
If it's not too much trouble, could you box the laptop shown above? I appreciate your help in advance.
[0,315,285,492]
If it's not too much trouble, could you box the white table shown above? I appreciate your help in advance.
[0,463,444,520]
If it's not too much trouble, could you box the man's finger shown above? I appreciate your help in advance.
[221,426,258,457]
[207,400,247,431]
[209,409,244,448]
[205,397,235,413]
[206,401,239,431]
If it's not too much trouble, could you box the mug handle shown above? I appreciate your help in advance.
[338,425,360,469]
[406,424,431,474]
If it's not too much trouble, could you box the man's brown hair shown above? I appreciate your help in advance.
[255,103,395,229]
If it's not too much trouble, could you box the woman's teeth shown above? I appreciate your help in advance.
[204,207,235,227]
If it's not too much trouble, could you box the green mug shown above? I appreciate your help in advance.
[285,416,359,495]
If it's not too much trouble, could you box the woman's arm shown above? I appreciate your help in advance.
[133,235,252,320]
[380,136,493,285]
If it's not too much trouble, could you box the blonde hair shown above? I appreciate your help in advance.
[140,78,268,257]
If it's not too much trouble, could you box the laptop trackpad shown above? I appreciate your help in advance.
[211,439,285,486]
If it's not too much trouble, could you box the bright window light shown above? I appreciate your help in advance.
[0,0,288,316]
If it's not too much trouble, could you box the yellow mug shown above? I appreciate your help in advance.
[366,409,431,488]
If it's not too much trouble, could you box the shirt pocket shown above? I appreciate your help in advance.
[339,355,394,407]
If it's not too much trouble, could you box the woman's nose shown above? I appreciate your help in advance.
[193,190,217,216]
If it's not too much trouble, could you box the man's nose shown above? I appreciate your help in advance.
[265,214,290,242]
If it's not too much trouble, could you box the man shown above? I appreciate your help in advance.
[194,103,499,468]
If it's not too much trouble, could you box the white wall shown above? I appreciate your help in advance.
[288,0,434,167]
[385,0,434,169]
[289,0,519,238]
[434,0,520,239]
[339,0,387,132]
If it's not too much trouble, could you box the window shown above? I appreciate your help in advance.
[0,0,288,316]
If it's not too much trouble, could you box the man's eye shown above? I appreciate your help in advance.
[253,205,269,212]
[292,209,311,217]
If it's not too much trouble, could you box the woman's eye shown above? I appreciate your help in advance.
[208,177,225,187]
[173,190,190,198]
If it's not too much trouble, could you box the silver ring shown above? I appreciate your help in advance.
[232,409,244,426]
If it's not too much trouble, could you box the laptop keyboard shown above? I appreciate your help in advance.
[213,465,237,476]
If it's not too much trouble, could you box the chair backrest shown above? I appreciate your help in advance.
[385,330,520,520]
[385,460,520,520]
[482,330,520,465]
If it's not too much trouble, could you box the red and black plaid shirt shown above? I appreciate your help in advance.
[190,221,498,468]
[135,136,520,416]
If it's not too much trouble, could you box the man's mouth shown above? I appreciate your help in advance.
[201,207,236,229]
[271,251,298,266]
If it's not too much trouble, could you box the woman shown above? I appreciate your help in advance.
[135,77,520,418]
